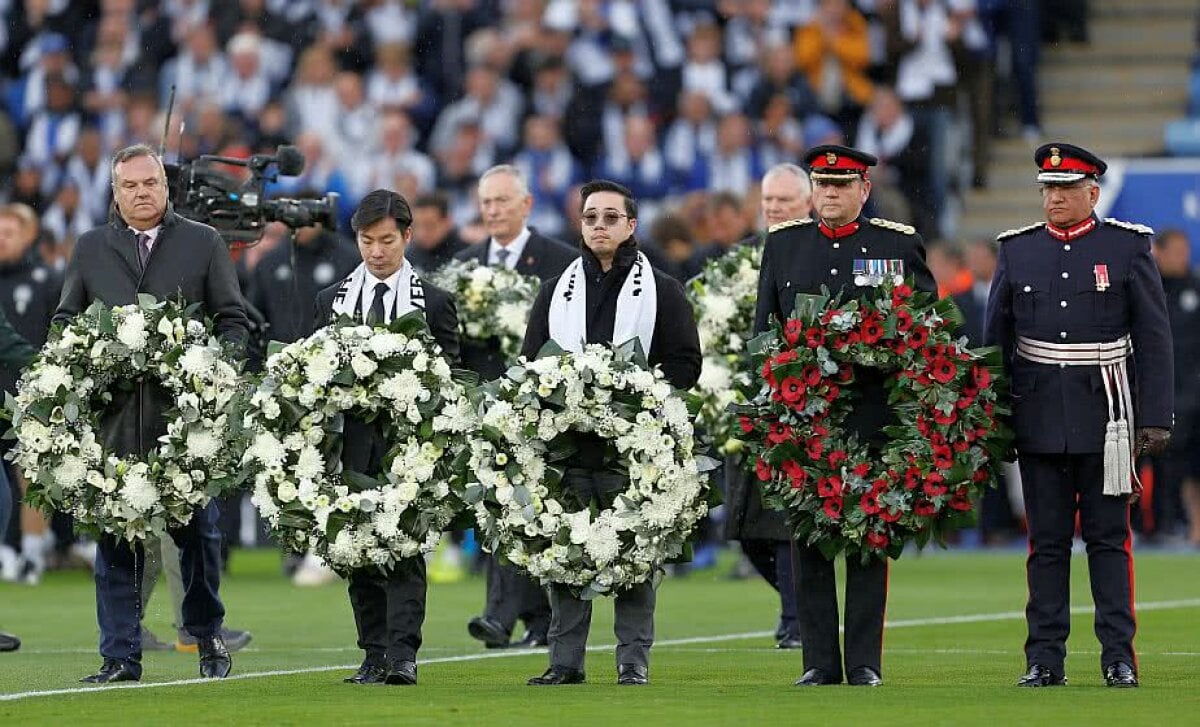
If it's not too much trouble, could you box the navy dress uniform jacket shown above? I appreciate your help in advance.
[983,217,1173,454]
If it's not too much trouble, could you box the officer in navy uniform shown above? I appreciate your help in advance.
[984,143,1173,689]
[755,145,936,687]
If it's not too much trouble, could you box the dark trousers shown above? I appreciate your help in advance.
[348,557,427,664]
[795,543,888,681]
[484,556,551,637]
[741,539,799,639]
[95,501,225,669]
[1020,452,1136,671]
[547,468,656,671]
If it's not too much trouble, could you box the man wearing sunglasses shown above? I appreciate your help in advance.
[521,179,702,686]
[457,165,576,652]
[755,144,936,688]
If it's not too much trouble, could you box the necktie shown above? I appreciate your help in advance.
[367,282,389,326]
[495,247,510,268]
[136,232,151,270]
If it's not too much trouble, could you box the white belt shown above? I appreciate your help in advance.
[1016,335,1137,496]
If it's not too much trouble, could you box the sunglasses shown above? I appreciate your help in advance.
[581,211,628,228]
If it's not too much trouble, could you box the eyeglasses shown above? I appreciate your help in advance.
[581,211,628,228]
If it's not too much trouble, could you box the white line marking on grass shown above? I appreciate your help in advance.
[3,598,1197,703]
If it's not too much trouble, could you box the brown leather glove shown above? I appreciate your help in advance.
[1135,427,1171,457]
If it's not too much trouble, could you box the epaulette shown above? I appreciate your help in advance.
[868,217,915,235]
[1103,218,1154,236]
[768,217,813,234]
[996,222,1044,242]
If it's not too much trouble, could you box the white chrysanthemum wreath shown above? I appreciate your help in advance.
[245,313,476,573]
[467,343,710,598]
[427,258,540,364]
[7,296,245,541]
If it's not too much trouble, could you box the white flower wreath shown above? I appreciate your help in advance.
[467,343,711,598]
[427,258,540,363]
[245,313,476,573]
[7,296,245,541]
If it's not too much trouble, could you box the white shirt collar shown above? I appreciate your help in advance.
[128,224,161,244]
[360,266,404,319]
[489,226,531,268]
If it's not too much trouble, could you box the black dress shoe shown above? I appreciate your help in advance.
[508,630,549,649]
[197,635,232,679]
[527,666,586,685]
[0,631,20,652]
[1104,662,1138,688]
[468,616,511,648]
[1016,664,1067,687]
[776,636,803,650]
[343,660,387,685]
[848,666,883,686]
[385,659,418,685]
[80,659,141,684]
[794,667,840,686]
[617,664,648,685]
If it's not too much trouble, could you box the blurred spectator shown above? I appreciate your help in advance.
[793,0,874,129]
[746,42,819,121]
[720,0,794,98]
[63,126,112,223]
[564,69,649,172]
[512,114,580,238]
[4,159,46,214]
[429,63,523,160]
[645,212,695,282]
[681,21,737,115]
[948,0,992,188]
[525,54,573,121]
[926,238,972,298]
[40,180,92,247]
[596,115,669,220]
[701,113,766,196]
[327,71,378,180]
[363,110,436,199]
[757,93,806,169]
[9,32,77,128]
[1042,0,1089,44]
[665,91,718,192]
[855,87,936,236]
[686,191,753,278]
[22,72,80,192]
[408,192,468,274]
[81,27,134,149]
[285,44,339,140]
[412,0,498,104]
[219,32,274,124]
[978,0,1042,140]
[366,43,436,132]
[159,22,228,112]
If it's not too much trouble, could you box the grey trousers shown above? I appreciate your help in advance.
[547,468,657,671]
[140,535,186,631]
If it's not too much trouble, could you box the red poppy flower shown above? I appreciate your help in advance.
[802,365,822,387]
[932,408,958,426]
[892,284,913,304]
[824,384,841,402]
[837,365,854,383]
[932,445,954,470]
[823,497,843,520]
[859,320,884,344]
[956,396,974,410]
[908,326,929,349]
[880,508,901,523]
[755,458,772,481]
[972,469,990,483]
[739,415,755,434]
[833,335,848,350]
[914,500,937,517]
[930,357,958,384]
[813,423,829,437]
[767,422,793,444]
[892,339,909,356]
[903,467,921,490]
[775,349,798,365]
[782,459,806,484]
[871,477,889,493]
[949,488,973,511]
[895,309,914,333]
[952,440,970,453]
[780,376,806,405]
[916,415,931,437]
[866,531,889,550]
[806,437,824,460]
[784,319,803,346]
[761,360,776,386]
[860,493,881,515]
[853,462,871,478]
[923,479,948,498]
[806,327,825,348]
[815,475,842,498]
[828,450,848,468]
[972,365,991,388]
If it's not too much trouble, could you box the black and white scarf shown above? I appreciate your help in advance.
[548,251,657,354]
[330,260,425,324]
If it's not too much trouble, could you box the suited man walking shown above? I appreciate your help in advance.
[54,144,249,683]
[314,189,460,686]
[456,164,576,650]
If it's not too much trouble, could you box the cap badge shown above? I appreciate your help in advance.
[1049,147,1062,167]
[825,151,837,166]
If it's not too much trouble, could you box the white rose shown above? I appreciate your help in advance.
[350,353,378,379]
[276,481,298,503]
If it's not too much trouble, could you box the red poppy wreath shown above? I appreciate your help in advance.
[738,282,1011,562]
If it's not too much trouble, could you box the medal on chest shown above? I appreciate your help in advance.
[1093,264,1110,292]
[853,259,905,287]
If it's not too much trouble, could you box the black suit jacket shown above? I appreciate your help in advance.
[313,274,461,476]
[53,209,249,457]
[453,229,577,380]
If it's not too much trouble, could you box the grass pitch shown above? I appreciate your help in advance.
[1,548,1198,726]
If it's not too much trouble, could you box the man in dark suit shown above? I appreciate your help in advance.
[755,145,936,688]
[54,144,249,683]
[313,189,460,687]
[522,179,702,687]
[985,144,1173,689]
[408,192,469,274]
[455,164,575,650]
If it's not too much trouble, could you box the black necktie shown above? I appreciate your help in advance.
[136,232,151,270]
[495,247,510,268]
[367,282,388,325]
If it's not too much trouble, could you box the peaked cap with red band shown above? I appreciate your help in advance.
[804,144,877,182]
[1034,142,1107,184]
